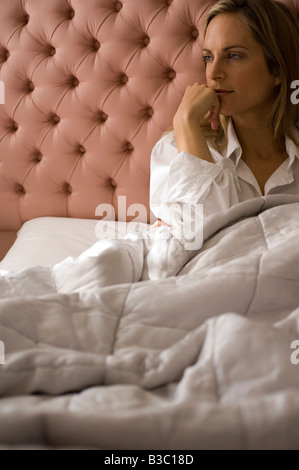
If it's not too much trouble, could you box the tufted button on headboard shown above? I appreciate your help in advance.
[0,0,298,259]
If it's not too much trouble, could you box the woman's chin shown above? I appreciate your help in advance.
[219,105,233,117]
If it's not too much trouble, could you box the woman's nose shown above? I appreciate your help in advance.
[207,59,226,81]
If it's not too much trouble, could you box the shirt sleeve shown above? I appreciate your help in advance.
[150,131,241,223]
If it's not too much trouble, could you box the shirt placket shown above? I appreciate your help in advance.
[235,159,262,195]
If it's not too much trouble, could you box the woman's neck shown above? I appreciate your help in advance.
[231,115,288,195]
[232,115,285,158]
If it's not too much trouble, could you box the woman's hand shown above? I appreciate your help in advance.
[150,219,170,229]
[173,83,220,131]
[172,83,220,162]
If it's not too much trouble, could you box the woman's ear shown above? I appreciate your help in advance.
[273,69,281,86]
[274,73,281,86]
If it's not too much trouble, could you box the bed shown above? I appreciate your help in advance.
[0,0,299,450]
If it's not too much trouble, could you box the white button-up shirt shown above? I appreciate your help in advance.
[150,119,299,223]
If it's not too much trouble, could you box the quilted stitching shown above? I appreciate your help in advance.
[0,0,211,234]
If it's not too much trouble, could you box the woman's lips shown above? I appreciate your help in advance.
[215,89,234,97]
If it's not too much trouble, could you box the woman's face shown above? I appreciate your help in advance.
[203,13,280,121]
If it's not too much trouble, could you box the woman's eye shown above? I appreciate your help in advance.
[228,53,241,60]
[202,53,242,63]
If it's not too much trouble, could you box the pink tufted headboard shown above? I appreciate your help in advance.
[0,0,298,260]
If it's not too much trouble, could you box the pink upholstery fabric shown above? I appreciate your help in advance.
[0,0,298,260]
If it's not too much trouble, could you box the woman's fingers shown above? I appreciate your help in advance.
[207,102,220,130]
[176,83,220,129]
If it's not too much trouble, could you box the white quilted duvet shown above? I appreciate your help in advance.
[0,194,299,449]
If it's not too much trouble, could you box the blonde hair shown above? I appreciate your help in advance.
[201,0,299,150]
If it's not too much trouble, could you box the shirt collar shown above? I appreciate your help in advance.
[223,118,299,166]
[223,118,242,164]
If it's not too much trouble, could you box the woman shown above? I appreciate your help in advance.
[150,0,299,225]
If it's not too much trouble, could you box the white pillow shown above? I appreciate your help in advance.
[0,217,149,272]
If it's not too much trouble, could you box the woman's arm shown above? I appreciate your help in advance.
[173,83,220,163]
[150,83,223,226]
